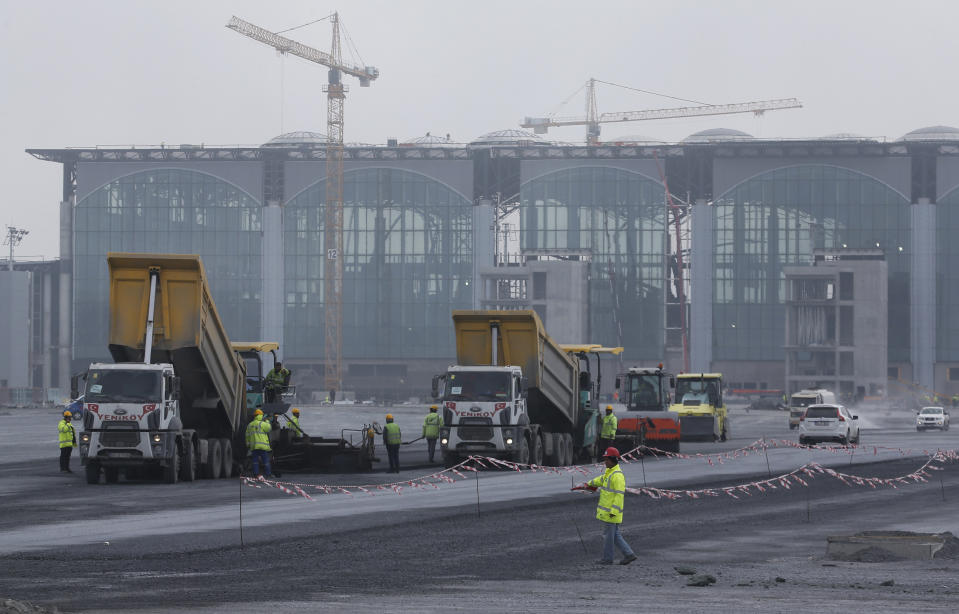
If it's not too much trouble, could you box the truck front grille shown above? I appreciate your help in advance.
[459,417,493,441]
[100,424,140,447]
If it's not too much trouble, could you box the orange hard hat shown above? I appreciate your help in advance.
[292,408,300,415]
[254,409,263,416]
[602,446,620,459]
[63,410,72,418]
[385,413,394,420]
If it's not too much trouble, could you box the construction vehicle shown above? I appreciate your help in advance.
[668,373,729,442]
[77,254,246,484]
[432,310,601,468]
[614,364,682,453]
[788,388,836,430]
[232,342,293,412]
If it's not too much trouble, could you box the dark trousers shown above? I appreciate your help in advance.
[386,444,400,472]
[426,437,437,462]
[251,449,271,477]
[598,438,614,456]
[59,446,73,471]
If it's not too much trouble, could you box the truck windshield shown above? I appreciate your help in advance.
[791,395,817,407]
[627,374,661,409]
[444,372,510,402]
[85,370,162,403]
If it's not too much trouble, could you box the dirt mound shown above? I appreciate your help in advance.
[933,532,959,559]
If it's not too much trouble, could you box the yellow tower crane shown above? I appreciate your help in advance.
[227,14,379,396]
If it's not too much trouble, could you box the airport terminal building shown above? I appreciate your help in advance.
[23,125,959,400]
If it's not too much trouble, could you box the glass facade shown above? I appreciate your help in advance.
[74,169,262,361]
[520,167,666,360]
[938,188,959,361]
[283,168,473,359]
[713,165,910,362]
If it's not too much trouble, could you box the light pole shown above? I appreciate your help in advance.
[4,226,29,271]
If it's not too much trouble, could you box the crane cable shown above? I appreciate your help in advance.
[592,78,711,107]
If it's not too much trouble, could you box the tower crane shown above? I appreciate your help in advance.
[227,14,379,396]
[522,78,801,145]
[522,79,801,373]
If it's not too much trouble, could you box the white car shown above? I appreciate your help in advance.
[798,404,861,445]
[916,406,950,431]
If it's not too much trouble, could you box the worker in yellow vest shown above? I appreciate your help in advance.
[599,405,618,457]
[574,447,637,565]
[422,405,442,463]
[383,414,402,473]
[58,410,76,473]
[287,407,304,439]
[245,409,272,478]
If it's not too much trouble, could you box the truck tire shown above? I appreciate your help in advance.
[218,438,233,478]
[85,461,100,485]
[203,439,223,480]
[545,432,563,466]
[562,433,574,466]
[512,437,530,465]
[104,467,120,484]
[530,433,544,466]
[163,445,180,484]
[179,438,196,482]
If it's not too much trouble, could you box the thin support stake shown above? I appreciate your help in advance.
[475,465,481,517]
[763,435,772,477]
[239,476,245,548]
[572,517,589,554]
[640,451,648,488]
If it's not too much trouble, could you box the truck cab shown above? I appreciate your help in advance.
[668,373,729,442]
[789,389,835,429]
[435,365,527,464]
[614,365,682,453]
[78,362,183,483]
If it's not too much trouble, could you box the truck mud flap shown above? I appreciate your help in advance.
[679,416,716,441]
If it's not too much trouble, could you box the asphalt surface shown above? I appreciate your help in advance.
[1,402,958,612]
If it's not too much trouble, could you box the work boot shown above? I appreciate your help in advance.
[620,554,637,565]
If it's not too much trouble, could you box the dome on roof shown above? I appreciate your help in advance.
[403,132,456,146]
[262,130,328,147]
[471,129,549,146]
[607,135,667,145]
[682,128,753,143]
[899,125,959,141]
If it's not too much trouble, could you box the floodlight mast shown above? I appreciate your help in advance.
[4,226,29,271]
[227,14,378,395]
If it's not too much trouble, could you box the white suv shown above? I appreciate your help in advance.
[916,406,950,431]
[798,404,860,445]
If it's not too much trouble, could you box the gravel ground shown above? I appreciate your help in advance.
[2,456,958,612]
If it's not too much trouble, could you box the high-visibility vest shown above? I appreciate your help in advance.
[265,368,289,389]
[288,415,303,437]
[587,463,627,524]
[601,413,618,438]
[58,420,75,449]
[384,422,402,445]
[422,411,442,439]
[245,416,271,451]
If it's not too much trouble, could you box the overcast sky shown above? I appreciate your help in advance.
[4,0,959,259]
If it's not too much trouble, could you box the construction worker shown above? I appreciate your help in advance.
[287,407,304,439]
[574,447,637,565]
[599,405,618,456]
[422,404,442,463]
[245,409,272,478]
[264,361,291,404]
[952,394,959,408]
[383,413,402,473]
[58,410,76,473]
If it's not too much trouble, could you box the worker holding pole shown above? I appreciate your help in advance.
[572,447,637,565]
[422,405,442,463]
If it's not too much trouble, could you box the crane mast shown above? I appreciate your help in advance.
[227,14,378,397]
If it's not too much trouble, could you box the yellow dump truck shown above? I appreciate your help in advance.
[432,310,600,467]
[668,373,729,442]
[78,254,246,484]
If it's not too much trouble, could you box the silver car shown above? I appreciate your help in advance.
[798,404,861,445]
[916,406,950,431]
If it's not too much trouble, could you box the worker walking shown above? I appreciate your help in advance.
[574,447,637,565]
[287,407,304,439]
[245,409,273,478]
[383,413,402,473]
[264,361,291,404]
[599,405,618,456]
[58,410,76,473]
[422,404,442,463]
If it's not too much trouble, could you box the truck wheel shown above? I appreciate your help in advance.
[85,461,100,485]
[104,467,120,484]
[218,438,233,478]
[179,438,196,482]
[561,433,573,466]
[512,437,530,465]
[203,439,223,479]
[163,446,180,484]
[530,433,544,466]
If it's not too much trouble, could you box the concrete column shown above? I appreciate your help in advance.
[42,270,52,390]
[690,198,713,373]
[472,201,494,309]
[58,198,73,394]
[261,202,284,358]
[910,198,936,391]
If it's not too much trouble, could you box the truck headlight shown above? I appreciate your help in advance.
[152,433,162,443]
[441,437,448,445]
[80,433,91,443]
[505,437,514,445]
